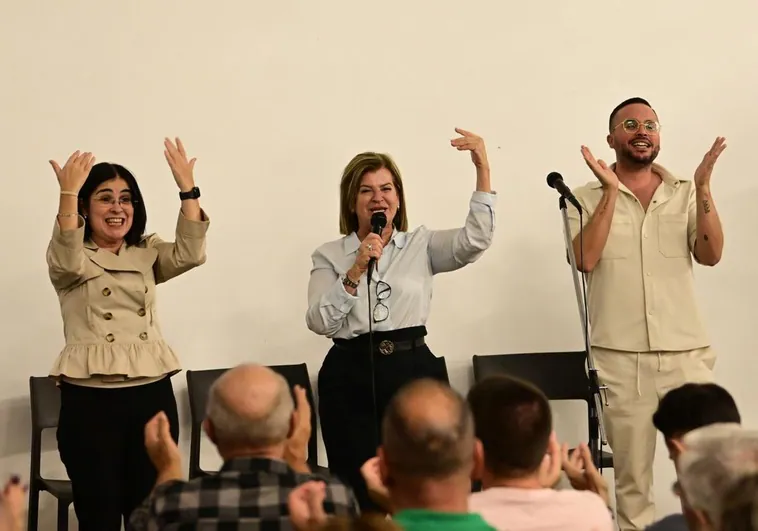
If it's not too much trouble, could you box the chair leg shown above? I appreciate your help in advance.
[57,500,70,531]
[26,487,40,531]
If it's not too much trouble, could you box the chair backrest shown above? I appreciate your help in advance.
[28,376,62,481]
[472,351,591,402]
[185,363,320,478]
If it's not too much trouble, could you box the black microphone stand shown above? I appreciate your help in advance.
[366,259,379,451]
[558,196,608,470]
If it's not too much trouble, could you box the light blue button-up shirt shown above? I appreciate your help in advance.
[306,191,496,339]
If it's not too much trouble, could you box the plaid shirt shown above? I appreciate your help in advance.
[128,457,359,530]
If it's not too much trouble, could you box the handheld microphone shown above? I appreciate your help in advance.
[367,211,387,283]
[547,172,582,211]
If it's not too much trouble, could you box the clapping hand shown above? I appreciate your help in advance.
[50,151,96,193]
[694,137,726,189]
[581,146,619,189]
[164,137,196,193]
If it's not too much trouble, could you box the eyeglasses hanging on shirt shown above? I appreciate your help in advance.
[373,280,392,323]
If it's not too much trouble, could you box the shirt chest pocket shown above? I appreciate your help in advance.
[601,220,634,260]
[657,213,689,258]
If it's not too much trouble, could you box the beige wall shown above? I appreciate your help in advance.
[2,0,757,528]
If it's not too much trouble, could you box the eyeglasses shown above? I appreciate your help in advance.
[373,281,391,323]
[95,196,136,208]
[614,118,661,134]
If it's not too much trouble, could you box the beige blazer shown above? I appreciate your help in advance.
[46,209,210,382]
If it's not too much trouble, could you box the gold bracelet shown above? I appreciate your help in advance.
[60,191,79,197]
[57,212,78,217]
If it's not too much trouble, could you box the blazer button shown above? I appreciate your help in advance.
[103,312,113,320]
[139,332,148,340]
[145,286,148,293]
[102,287,111,296]
[137,308,146,317]
[106,333,115,342]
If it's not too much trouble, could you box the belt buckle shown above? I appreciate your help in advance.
[378,340,395,355]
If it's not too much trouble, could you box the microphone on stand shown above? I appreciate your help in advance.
[546,172,582,211]
[366,211,387,285]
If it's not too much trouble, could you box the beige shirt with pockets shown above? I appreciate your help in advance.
[567,163,709,353]
[46,209,210,385]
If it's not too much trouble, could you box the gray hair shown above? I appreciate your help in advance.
[206,371,294,447]
[678,424,758,526]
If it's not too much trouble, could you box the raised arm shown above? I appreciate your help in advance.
[690,137,726,266]
[568,147,620,272]
[46,151,96,291]
[151,138,210,284]
[428,128,496,274]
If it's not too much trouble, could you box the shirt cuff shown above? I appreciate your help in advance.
[326,276,358,314]
[471,190,497,207]
[176,208,210,238]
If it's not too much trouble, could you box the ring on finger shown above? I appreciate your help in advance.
[367,244,373,251]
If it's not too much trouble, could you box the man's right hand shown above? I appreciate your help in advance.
[581,146,619,189]
[144,411,182,484]
[561,443,610,506]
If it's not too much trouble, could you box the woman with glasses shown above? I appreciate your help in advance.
[306,128,496,510]
[46,139,209,531]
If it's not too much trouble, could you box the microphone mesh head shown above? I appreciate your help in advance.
[546,172,562,188]
[370,211,387,230]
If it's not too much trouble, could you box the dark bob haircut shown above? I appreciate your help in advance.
[78,162,147,247]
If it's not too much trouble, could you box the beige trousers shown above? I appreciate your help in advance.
[592,346,716,531]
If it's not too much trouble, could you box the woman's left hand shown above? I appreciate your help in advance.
[451,128,489,170]
[164,137,197,192]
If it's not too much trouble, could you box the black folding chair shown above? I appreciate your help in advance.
[28,376,73,531]
[472,351,613,470]
[186,363,328,478]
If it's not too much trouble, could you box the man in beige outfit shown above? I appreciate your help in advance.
[566,97,726,531]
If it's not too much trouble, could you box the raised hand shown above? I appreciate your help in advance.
[581,146,619,189]
[144,411,181,478]
[451,128,489,169]
[561,442,609,505]
[694,137,727,189]
[50,151,96,193]
[284,385,312,471]
[164,137,196,192]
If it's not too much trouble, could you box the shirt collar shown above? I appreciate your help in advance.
[343,228,407,255]
[588,162,682,191]
[220,456,293,475]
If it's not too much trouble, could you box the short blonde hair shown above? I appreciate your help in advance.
[339,152,408,235]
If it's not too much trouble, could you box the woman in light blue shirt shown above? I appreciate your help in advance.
[306,128,496,510]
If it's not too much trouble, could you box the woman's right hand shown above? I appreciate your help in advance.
[349,233,384,279]
[50,151,96,193]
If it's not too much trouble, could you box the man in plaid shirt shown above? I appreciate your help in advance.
[127,364,359,530]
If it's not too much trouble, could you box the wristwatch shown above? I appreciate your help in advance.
[179,187,201,200]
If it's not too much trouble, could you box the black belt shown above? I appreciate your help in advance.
[334,336,426,356]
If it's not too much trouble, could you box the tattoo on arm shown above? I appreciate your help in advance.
[702,199,711,214]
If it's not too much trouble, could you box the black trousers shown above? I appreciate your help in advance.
[318,326,449,511]
[57,376,179,531]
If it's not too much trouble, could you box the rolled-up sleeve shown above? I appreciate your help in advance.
[149,209,210,284]
[427,191,496,274]
[46,215,88,292]
[306,249,358,337]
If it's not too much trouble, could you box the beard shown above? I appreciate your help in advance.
[619,143,660,167]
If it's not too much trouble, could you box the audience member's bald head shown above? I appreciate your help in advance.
[381,378,475,479]
[206,364,294,449]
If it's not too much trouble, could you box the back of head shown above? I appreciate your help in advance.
[653,383,740,441]
[467,375,551,478]
[206,364,294,449]
[720,474,758,531]
[382,378,474,480]
[678,425,758,527]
